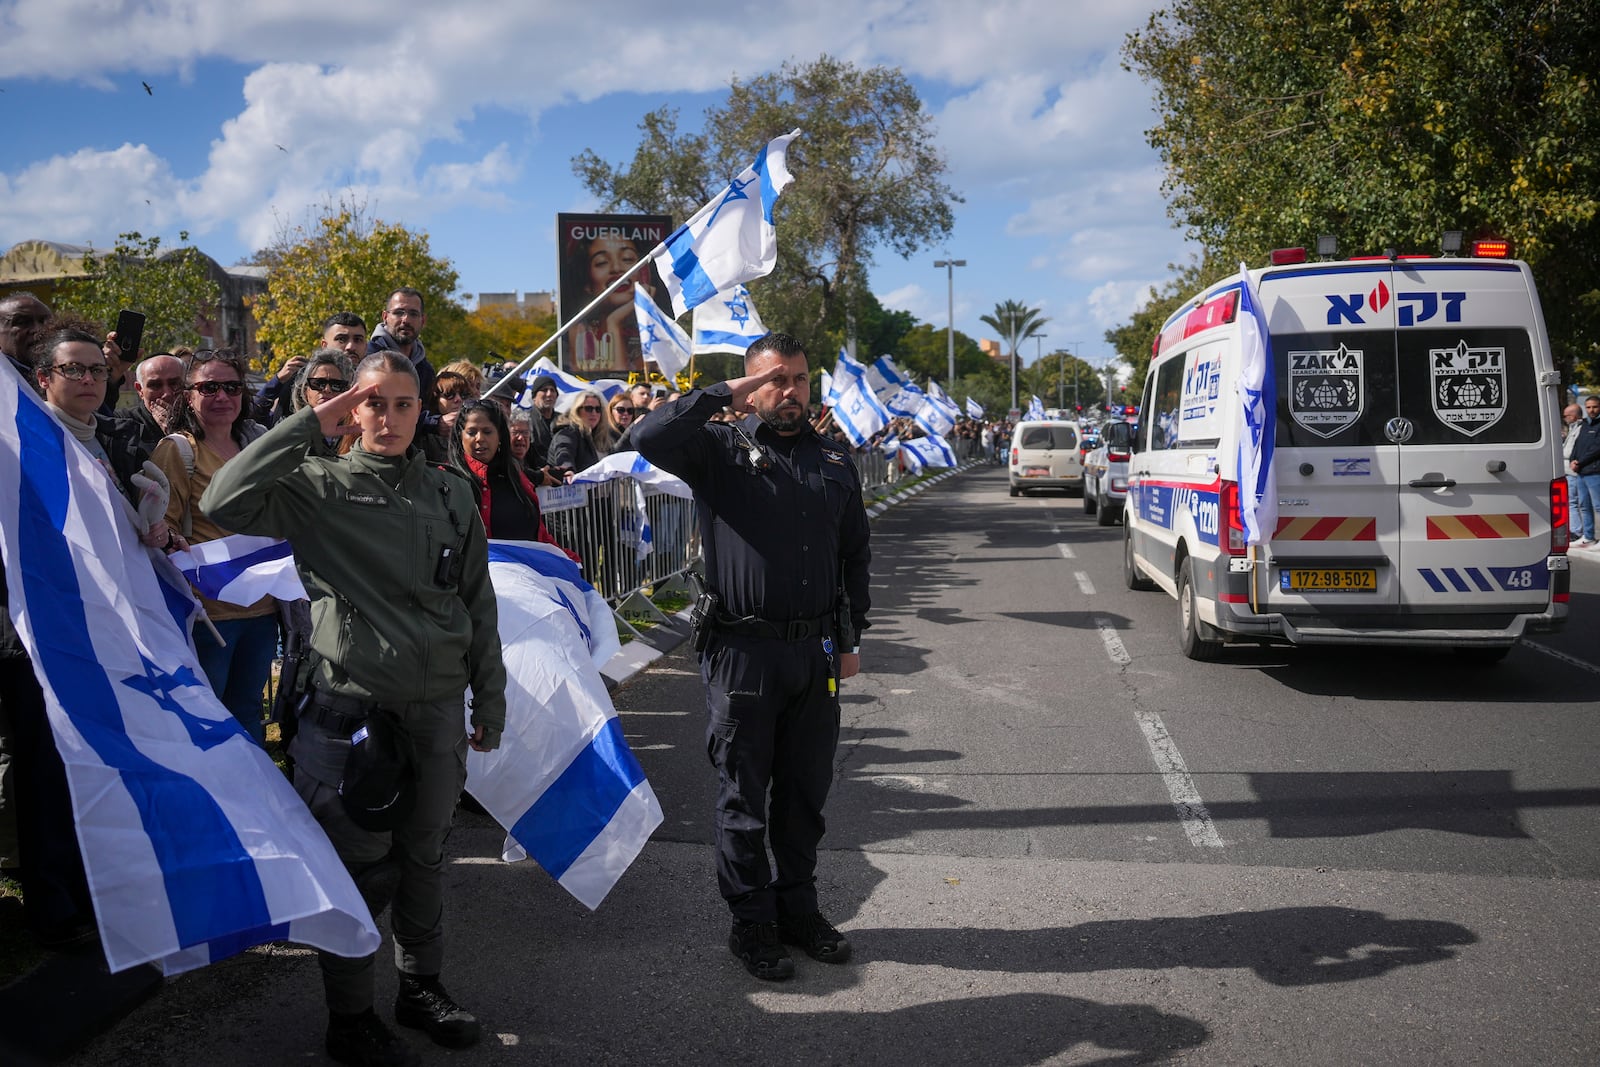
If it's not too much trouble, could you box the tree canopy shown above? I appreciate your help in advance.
[248,201,463,373]
[55,231,221,355]
[1123,0,1600,376]
[573,55,961,360]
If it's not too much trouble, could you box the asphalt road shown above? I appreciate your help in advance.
[70,463,1600,1065]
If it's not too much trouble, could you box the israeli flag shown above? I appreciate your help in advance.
[0,368,379,976]
[882,383,927,418]
[880,431,901,457]
[965,396,985,419]
[1234,263,1279,545]
[826,348,867,405]
[832,377,891,448]
[903,435,958,470]
[1026,395,1046,421]
[926,380,961,419]
[569,451,693,563]
[527,357,627,414]
[818,370,833,405]
[169,534,307,605]
[473,541,662,909]
[914,397,956,438]
[867,355,914,400]
[634,285,693,380]
[652,130,799,316]
[692,283,768,355]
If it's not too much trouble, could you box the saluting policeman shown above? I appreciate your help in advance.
[633,332,871,981]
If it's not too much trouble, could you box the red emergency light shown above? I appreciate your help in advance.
[1268,247,1308,266]
[1473,239,1512,258]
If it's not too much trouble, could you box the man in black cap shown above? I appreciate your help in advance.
[523,375,559,478]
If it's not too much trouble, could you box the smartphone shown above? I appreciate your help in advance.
[113,309,146,360]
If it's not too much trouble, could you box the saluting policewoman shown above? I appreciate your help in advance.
[203,350,506,1067]
[633,332,872,982]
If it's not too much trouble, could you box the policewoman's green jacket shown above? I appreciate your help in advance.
[201,407,507,744]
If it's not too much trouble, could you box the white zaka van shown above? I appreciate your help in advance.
[1124,242,1569,660]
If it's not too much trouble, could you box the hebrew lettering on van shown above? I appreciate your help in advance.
[1288,344,1364,438]
[1430,340,1506,436]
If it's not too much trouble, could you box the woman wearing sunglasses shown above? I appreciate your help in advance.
[425,370,478,463]
[548,389,617,477]
[292,349,356,457]
[152,349,276,747]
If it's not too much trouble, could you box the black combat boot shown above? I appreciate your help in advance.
[393,973,481,1049]
[325,1008,419,1067]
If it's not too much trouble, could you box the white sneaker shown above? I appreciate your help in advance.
[1576,538,1596,547]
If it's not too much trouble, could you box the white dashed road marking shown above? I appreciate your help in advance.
[1134,709,1226,849]
[1524,640,1600,676]
[1057,543,1076,560]
[1074,571,1096,595]
[1093,616,1130,665]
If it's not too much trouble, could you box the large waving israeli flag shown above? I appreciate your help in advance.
[825,348,867,406]
[472,541,661,909]
[882,382,927,418]
[0,369,379,976]
[902,434,958,470]
[831,376,891,448]
[692,283,768,356]
[926,380,961,419]
[1234,263,1279,545]
[652,130,799,317]
[635,286,693,380]
[914,396,956,438]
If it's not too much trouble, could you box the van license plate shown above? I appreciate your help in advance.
[1024,466,1049,477]
[1281,569,1377,592]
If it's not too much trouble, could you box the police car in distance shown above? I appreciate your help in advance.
[1123,236,1569,661]
[1008,419,1083,497]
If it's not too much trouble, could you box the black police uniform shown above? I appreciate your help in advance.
[632,382,870,923]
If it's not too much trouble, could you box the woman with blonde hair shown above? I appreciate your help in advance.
[548,388,616,477]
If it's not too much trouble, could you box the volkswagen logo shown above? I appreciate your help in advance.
[1384,416,1414,444]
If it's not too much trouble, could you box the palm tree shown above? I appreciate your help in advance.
[980,300,1050,412]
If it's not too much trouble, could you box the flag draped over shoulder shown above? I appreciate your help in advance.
[0,368,379,976]
[470,541,662,909]
[692,283,768,355]
[1234,263,1279,545]
[634,286,693,380]
[651,130,799,317]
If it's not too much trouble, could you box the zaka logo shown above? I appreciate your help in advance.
[1326,287,1466,326]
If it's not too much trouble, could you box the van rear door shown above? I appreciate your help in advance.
[1259,265,1402,613]
[1389,262,1553,616]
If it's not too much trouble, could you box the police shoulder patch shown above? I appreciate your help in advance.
[820,447,849,465]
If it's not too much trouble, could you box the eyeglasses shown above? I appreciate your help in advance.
[46,362,110,381]
[614,406,636,416]
[306,378,349,394]
[578,405,602,414]
[188,380,245,397]
[387,307,424,319]
[438,389,475,401]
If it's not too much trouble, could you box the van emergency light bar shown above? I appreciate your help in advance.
[1267,233,1511,265]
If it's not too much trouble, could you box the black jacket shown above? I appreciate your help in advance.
[1573,416,1600,476]
[548,424,600,474]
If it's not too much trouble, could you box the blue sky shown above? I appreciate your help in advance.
[0,1,1199,375]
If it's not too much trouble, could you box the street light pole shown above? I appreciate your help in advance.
[1034,334,1048,408]
[933,259,966,388]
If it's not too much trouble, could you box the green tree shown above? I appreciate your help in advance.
[464,303,557,362]
[1021,349,1108,411]
[980,300,1050,411]
[893,323,994,383]
[1124,0,1600,377]
[249,200,464,374]
[573,55,962,359]
[1103,259,1216,395]
[55,231,222,354]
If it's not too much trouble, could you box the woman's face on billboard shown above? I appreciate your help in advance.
[588,235,641,305]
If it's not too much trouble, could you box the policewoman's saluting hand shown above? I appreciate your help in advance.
[312,380,377,438]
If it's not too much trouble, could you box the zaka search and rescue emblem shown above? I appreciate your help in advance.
[1289,344,1363,438]
[1431,340,1506,436]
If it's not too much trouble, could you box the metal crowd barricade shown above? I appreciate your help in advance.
[535,442,898,644]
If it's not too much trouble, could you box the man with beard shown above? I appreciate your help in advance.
[0,293,51,377]
[632,333,871,983]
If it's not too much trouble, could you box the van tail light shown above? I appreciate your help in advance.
[1551,478,1569,553]
[1011,447,1018,466]
[1108,448,1130,462]
[1219,480,1247,555]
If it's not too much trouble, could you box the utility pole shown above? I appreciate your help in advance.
[933,259,965,387]
[1035,334,1048,407]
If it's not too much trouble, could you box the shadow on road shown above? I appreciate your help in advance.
[849,905,1475,987]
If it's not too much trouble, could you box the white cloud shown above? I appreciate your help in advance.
[0,145,182,244]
